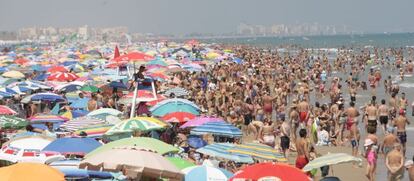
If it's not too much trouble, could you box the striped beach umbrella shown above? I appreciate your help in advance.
[74,125,113,138]
[105,117,168,135]
[0,105,17,115]
[196,143,253,163]
[302,153,362,172]
[30,114,68,123]
[164,87,189,97]
[190,121,242,138]
[47,72,79,82]
[227,142,287,162]
[0,116,28,129]
[180,116,223,129]
[161,112,196,123]
[183,165,233,181]
[60,116,108,132]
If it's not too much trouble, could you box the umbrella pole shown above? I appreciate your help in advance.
[130,81,138,118]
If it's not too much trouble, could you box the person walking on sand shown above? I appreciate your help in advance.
[386,144,405,181]
[295,129,310,170]
[364,139,377,181]
[379,99,390,135]
[394,110,410,156]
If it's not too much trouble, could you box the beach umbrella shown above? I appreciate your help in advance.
[150,104,200,117]
[47,66,68,73]
[164,87,189,97]
[180,116,223,129]
[166,157,195,170]
[56,83,83,92]
[87,108,122,118]
[196,143,254,163]
[0,135,58,163]
[47,72,79,82]
[112,52,154,63]
[150,98,200,117]
[0,105,17,115]
[0,116,28,129]
[227,142,287,162]
[162,112,196,123]
[86,137,179,157]
[29,92,65,102]
[229,162,310,181]
[74,124,113,138]
[107,81,127,89]
[0,163,65,181]
[151,98,199,111]
[105,117,168,135]
[187,135,207,148]
[80,84,100,93]
[184,165,233,181]
[69,98,89,110]
[30,114,68,123]
[14,58,29,65]
[2,71,25,79]
[79,148,183,181]
[191,121,242,138]
[118,90,157,104]
[147,59,167,67]
[60,116,108,131]
[42,137,102,156]
[302,153,362,172]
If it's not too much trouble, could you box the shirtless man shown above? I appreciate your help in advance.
[295,129,310,170]
[289,104,299,140]
[366,100,378,134]
[259,118,276,148]
[262,92,275,119]
[297,97,310,130]
[386,144,405,181]
[280,119,291,159]
[382,129,399,156]
[389,93,398,120]
[394,110,410,156]
[398,92,408,112]
[87,94,98,111]
[379,99,390,135]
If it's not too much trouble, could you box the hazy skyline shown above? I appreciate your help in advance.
[1,0,414,34]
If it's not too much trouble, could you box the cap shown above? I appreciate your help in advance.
[364,139,374,147]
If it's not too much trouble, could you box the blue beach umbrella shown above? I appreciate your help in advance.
[150,104,200,117]
[30,92,65,102]
[187,135,207,148]
[191,121,242,137]
[42,137,102,155]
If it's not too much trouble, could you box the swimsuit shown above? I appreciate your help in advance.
[367,119,378,133]
[351,139,359,148]
[263,104,272,114]
[280,136,290,151]
[295,155,309,169]
[397,131,407,144]
[367,150,376,165]
[299,111,308,123]
[379,115,388,125]
[263,135,275,146]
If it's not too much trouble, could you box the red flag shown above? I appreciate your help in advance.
[114,45,120,59]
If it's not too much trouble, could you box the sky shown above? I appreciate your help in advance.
[1,0,414,34]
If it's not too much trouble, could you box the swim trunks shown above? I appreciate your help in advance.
[397,131,407,144]
[299,111,308,123]
[379,116,388,125]
[280,136,290,151]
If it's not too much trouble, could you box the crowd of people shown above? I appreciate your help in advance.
[1,43,414,180]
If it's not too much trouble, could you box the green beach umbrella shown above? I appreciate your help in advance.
[150,104,200,117]
[105,117,168,135]
[0,116,28,129]
[85,137,179,158]
[80,84,100,93]
[166,157,195,170]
